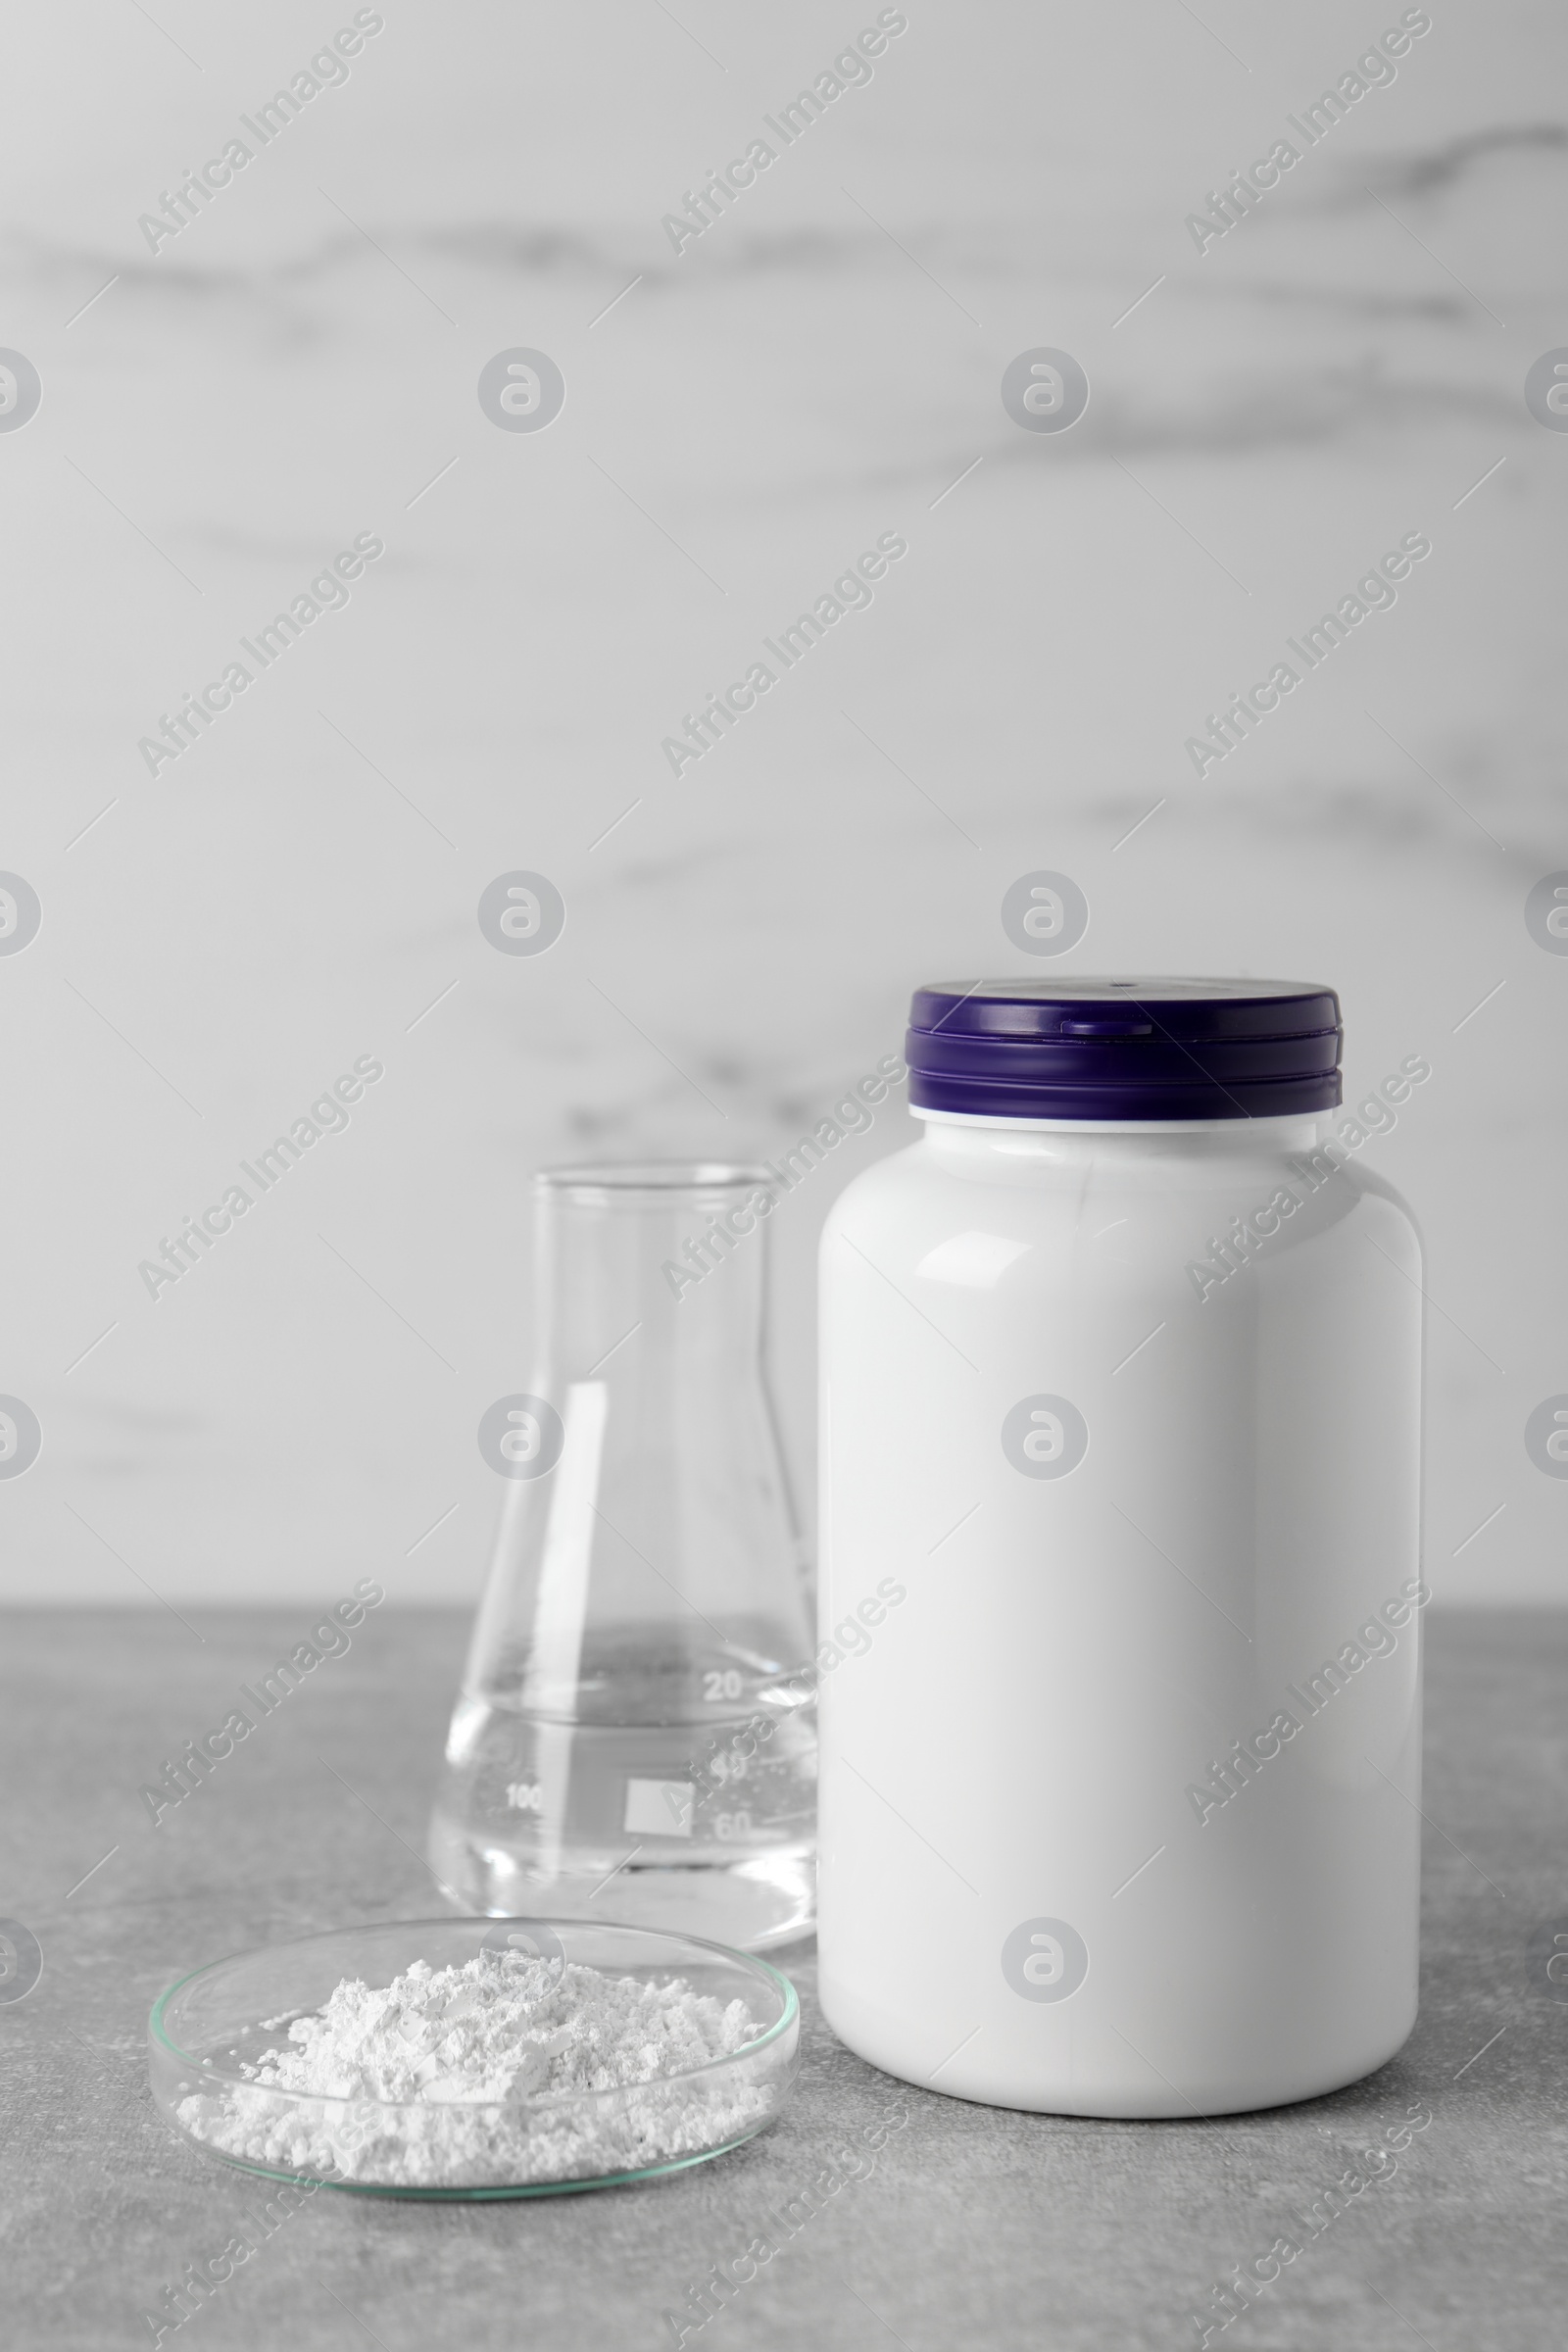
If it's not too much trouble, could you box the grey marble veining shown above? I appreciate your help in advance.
[0,0,1561,1619]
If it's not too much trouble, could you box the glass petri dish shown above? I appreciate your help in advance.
[148,1916,800,2199]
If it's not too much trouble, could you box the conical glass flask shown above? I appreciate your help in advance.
[430,1162,816,1949]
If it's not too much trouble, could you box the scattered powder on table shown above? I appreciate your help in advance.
[177,1949,775,2190]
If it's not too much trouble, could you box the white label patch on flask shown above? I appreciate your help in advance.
[623,1779,694,1837]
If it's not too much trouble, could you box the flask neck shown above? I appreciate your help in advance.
[534,1168,768,1380]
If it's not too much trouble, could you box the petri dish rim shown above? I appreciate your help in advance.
[149,1917,800,2199]
[148,1915,800,2112]
[157,2132,773,2202]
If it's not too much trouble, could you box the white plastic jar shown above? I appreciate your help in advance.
[817,977,1424,2117]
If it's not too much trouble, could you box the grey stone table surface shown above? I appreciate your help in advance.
[3,1607,1565,2352]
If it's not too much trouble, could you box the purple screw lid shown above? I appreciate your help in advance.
[906,977,1343,1121]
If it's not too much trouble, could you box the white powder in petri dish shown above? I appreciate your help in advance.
[176,1948,775,2190]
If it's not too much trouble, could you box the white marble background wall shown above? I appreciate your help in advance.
[0,0,1562,1606]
